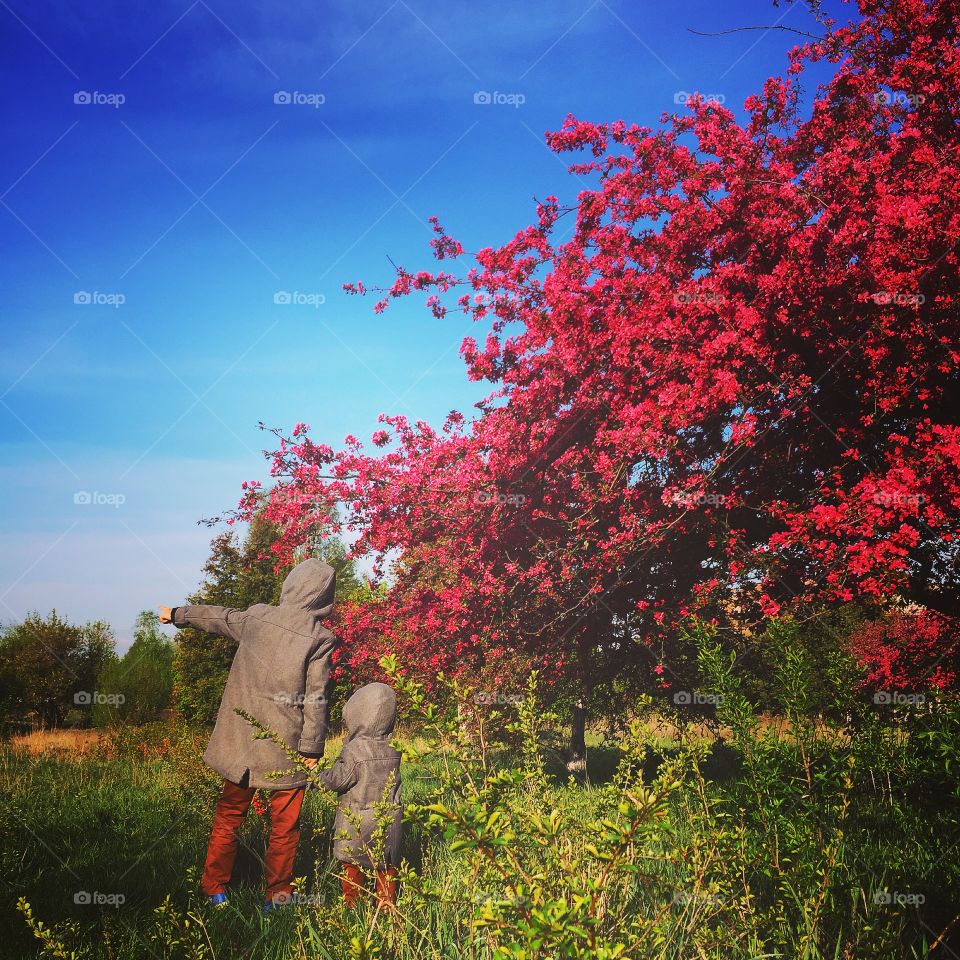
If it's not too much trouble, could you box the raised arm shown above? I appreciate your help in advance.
[168,604,248,643]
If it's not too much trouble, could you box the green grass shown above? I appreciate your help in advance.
[2,713,958,960]
[0,726,440,959]
[0,724,656,959]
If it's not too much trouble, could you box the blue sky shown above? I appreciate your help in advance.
[0,0,843,650]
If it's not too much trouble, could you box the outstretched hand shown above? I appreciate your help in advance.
[157,605,172,624]
[300,756,319,770]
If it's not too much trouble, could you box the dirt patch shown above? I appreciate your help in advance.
[9,728,107,757]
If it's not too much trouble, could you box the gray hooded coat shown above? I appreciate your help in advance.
[171,558,339,789]
[319,683,402,869]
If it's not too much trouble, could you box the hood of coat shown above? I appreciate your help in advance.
[343,683,397,741]
[279,558,336,618]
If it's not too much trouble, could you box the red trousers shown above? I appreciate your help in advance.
[341,863,398,908]
[201,778,304,900]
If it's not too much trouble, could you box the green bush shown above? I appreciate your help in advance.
[372,622,959,959]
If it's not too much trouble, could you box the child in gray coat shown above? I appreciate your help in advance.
[318,682,402,907]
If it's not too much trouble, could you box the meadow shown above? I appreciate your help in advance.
[3,639,959,960]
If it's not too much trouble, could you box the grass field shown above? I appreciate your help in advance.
[2,724,425,959]
[1,723,620,960]
[2,701,957,960]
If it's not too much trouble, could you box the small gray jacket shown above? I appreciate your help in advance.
[319,683,402,868]
[172,558,339,789]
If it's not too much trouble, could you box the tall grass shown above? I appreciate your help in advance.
[3,629,959,959]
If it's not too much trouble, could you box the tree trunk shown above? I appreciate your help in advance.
[566,624,599,778]
[566,697,588,774]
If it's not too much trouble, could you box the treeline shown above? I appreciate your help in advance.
[2,503,948,734]
[0,610,173,730]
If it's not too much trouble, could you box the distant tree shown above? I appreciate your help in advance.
[91,611,174,726]
[77,620,117,697]
[0,611,116,727]
[306,533,365,604]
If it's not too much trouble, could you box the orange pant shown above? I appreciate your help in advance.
[341,863,398,908]
[201,778,304,900]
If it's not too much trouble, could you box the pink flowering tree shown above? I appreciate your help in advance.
[236,0,960,755]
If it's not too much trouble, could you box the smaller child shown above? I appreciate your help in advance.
[318,682,402,908]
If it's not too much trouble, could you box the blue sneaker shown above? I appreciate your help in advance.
[207,892,228,908]
[262,895,292,916]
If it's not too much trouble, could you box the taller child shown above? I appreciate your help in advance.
[159,557,339,912]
